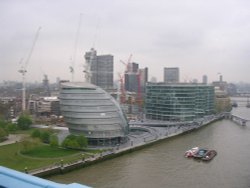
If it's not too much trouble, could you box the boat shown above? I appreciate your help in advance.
[184,147,199,158]
[193,148,208,159]
[201,150,217,161]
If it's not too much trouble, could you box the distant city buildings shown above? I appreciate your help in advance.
[145,82,214,121]
[28,95,60,117]
[214,87,231,113]
[164,67,179,83]
[202,75,208,84]
[150,76,157,83]
[42,74,51,96]
[84,48,113,90]
[212,75,228,92]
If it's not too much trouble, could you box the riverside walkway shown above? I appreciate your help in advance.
[224,112,250,126]
[28,114,222,177]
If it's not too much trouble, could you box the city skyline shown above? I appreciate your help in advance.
[1,0,250,83]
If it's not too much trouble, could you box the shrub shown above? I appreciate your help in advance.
[61,134,87,149]
[20,137,41,153]
[0,127,8,142]
[41,131,50,143]
[76,135,88,148]
[17,114,32,130]
[31,129,41,138]
[49,135,59,147]
[6,123,17,133]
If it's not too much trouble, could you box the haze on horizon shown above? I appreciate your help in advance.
[1,0,250,84]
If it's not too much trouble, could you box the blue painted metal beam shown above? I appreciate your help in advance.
[0,166,90,188]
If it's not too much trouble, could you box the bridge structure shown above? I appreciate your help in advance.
[224,112,250,126]
[0,166,90,188]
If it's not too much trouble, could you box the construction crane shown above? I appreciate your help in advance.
[18,27,41,112]
[120,54,132,73]
[83,48,96,83]
[118,73,125,104]
[69,13,82,82]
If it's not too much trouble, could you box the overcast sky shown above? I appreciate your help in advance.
[1,0,250,84]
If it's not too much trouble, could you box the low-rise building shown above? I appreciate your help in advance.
[145,83,215,121]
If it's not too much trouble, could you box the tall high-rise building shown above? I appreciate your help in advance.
[202,75,208,84]
[139,67,148,94]
[84,48,113,90]
[164,67,179,83]
[124,62,139,92]
[124,63,148,93]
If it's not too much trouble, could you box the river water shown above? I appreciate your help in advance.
[49,104,250,188]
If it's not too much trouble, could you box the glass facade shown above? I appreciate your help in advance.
[145,83,215,121]
[60,82,129,145]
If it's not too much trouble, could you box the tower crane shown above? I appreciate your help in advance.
[118,73,125,104]
[120,54,132,73]
[69,13,82,82]
[18,26,41,112]
[83,48,95,83]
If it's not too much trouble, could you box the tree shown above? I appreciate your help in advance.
[49,135,59,147]
[17,114,32,130]
[0,118,5,128]
[76,134,88,148]
[41,131,50,143]
[0,127,8,142]
[61,134,87,149]
[6,123,17,133]
[31,129,41,138]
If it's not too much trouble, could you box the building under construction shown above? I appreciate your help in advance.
[84,48,114,91]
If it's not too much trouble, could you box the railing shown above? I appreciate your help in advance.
[224,112,250,126]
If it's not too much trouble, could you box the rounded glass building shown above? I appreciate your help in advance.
[60,82,129,145]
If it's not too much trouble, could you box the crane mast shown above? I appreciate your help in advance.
[18,27,41,112]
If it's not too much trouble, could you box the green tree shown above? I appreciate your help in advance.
[31,129,41,138]
[17,114,32,130]
[61,138,70,148]
[41,131,50,143]
[6,123,17,133]
[0,127,8,142]
[61,134,87,149]
[0,118,7,129]
[49,135,59,147]
[76,134,88,148]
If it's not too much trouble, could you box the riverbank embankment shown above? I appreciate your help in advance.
[28,114,224,178]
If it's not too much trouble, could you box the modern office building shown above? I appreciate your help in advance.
[60,82,129,145]
[139,67,148,94]
[124,62,139,92]
[145,83,215,121]
[125,63,148,93]
[202,75,208,84]
[125,73,138,92]
[84,48,114,90]
[164,67,179,83]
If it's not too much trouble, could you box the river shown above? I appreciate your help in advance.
[49,105,250,188]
